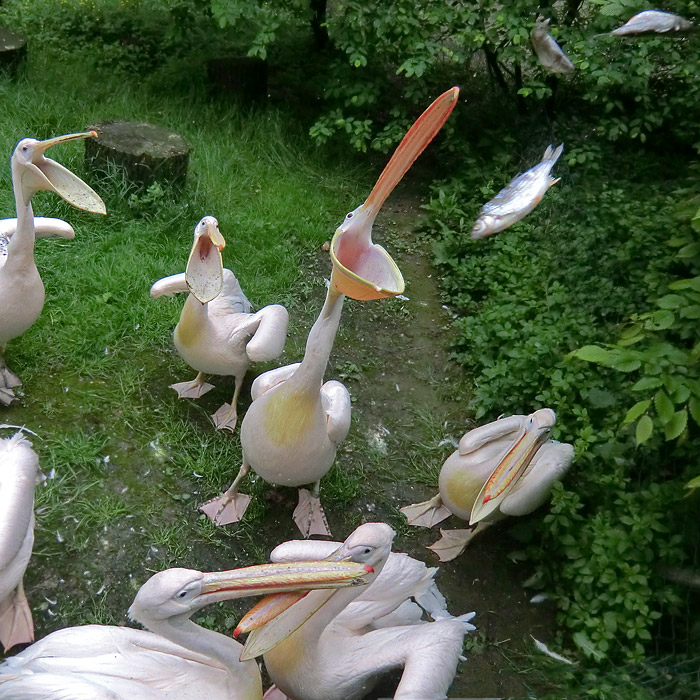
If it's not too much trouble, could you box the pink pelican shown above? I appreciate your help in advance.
[235,522,476,700]
[200,88,460,536]
[0,559,372,699]
[0,430,43,651]
[0,132,105,404]
[401,409,575,561]
[151,216,289,432]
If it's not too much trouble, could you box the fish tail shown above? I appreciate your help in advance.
[544,143,564,164]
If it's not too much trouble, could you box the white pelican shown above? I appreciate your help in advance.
[200,88,460,537]
[236,522,476,700]
[401,408,575,561]
[0,430,43,651]
[0,559,373,699]
[151,216,289,432]
[0,132,106,404]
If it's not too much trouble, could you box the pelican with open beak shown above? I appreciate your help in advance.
[0,131,105,404]
[200,88,460,537]
[401,408,575,561]
[151,216,289,432]
[0,559,371,700]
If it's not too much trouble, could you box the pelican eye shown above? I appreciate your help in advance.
[178,590,188,598]
[346,212,353,219]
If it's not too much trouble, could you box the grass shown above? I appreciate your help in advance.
[0,47,375,626]
[0,41,492,656]
[0,36,565,700]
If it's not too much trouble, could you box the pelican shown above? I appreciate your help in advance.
[0,132,106,404]
[235,522,476,700]
[151,216,289,432]
[0,430,44,652]
[200,88,460,537]
[401,409,574,561]
[0,559,373,699]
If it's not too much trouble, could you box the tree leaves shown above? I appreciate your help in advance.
[635,415,653,445]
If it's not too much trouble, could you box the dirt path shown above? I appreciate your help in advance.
[298,197,557,699]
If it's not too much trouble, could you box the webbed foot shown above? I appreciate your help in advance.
[293,488,331,538]
[211,402,238,432]
[400,494,452,528]
[427,528,477,562]
[0,584,34,652]
[199,492,252,526]
[0,366,21,405]
[170,373,214,399]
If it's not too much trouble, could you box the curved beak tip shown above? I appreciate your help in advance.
[89,130,98,139]
[364,565,374,573]
[233,626,242,638]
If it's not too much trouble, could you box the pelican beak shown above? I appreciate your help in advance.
[330,87,459,300]
[186,218,226,304]
[197,560,372,607]
[237,545,365,660]
[24,131,106,214]
[469,408,556,525]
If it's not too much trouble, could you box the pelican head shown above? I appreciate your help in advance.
[129,560,372,624]
[185,215,227,304]
[330,88,459,300]
[332,522,395,567]
[11,132,106,213]
[469,408,556,524]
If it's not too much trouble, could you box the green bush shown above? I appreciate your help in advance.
[424,145,697,663]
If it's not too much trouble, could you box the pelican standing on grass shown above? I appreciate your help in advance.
[0,430,44,651]
[0,559,372,699]
[151,216,289,432]
[235,522,476,700]
[200,87,460,537]
[0,131,105,405]
[401,408,575,561]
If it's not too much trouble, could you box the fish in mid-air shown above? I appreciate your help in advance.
[611,10,692,36]
[531,17,574,74]
[471,144,564,240]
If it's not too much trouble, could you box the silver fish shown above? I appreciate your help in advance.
[531,17,574,74]
[471,144,564,240]
[612,10,692,36]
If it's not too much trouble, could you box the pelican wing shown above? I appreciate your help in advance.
[499,440,574,517]
[150,273,189,298]
[320,380,351,444]
[0,217,75,240]
[0,434,39,569]
[1,625,230,698]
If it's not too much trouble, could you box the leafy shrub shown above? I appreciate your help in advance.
[424,146,697,662]
[571,200,700,458]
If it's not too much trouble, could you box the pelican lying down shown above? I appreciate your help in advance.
[238,523,476,700]
[401,408,575,561]
[0,560,371,699]
[0,430,44,651]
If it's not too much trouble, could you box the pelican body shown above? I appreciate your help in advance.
[471,144,563,240]
[0,560,372,700]
[200,89,460,537]
[151,216,289,432]
[0,432,43,651]
[0,132,105,404]
[531,17,574,74]
[238,523,476,700]
[401,409,575,561]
